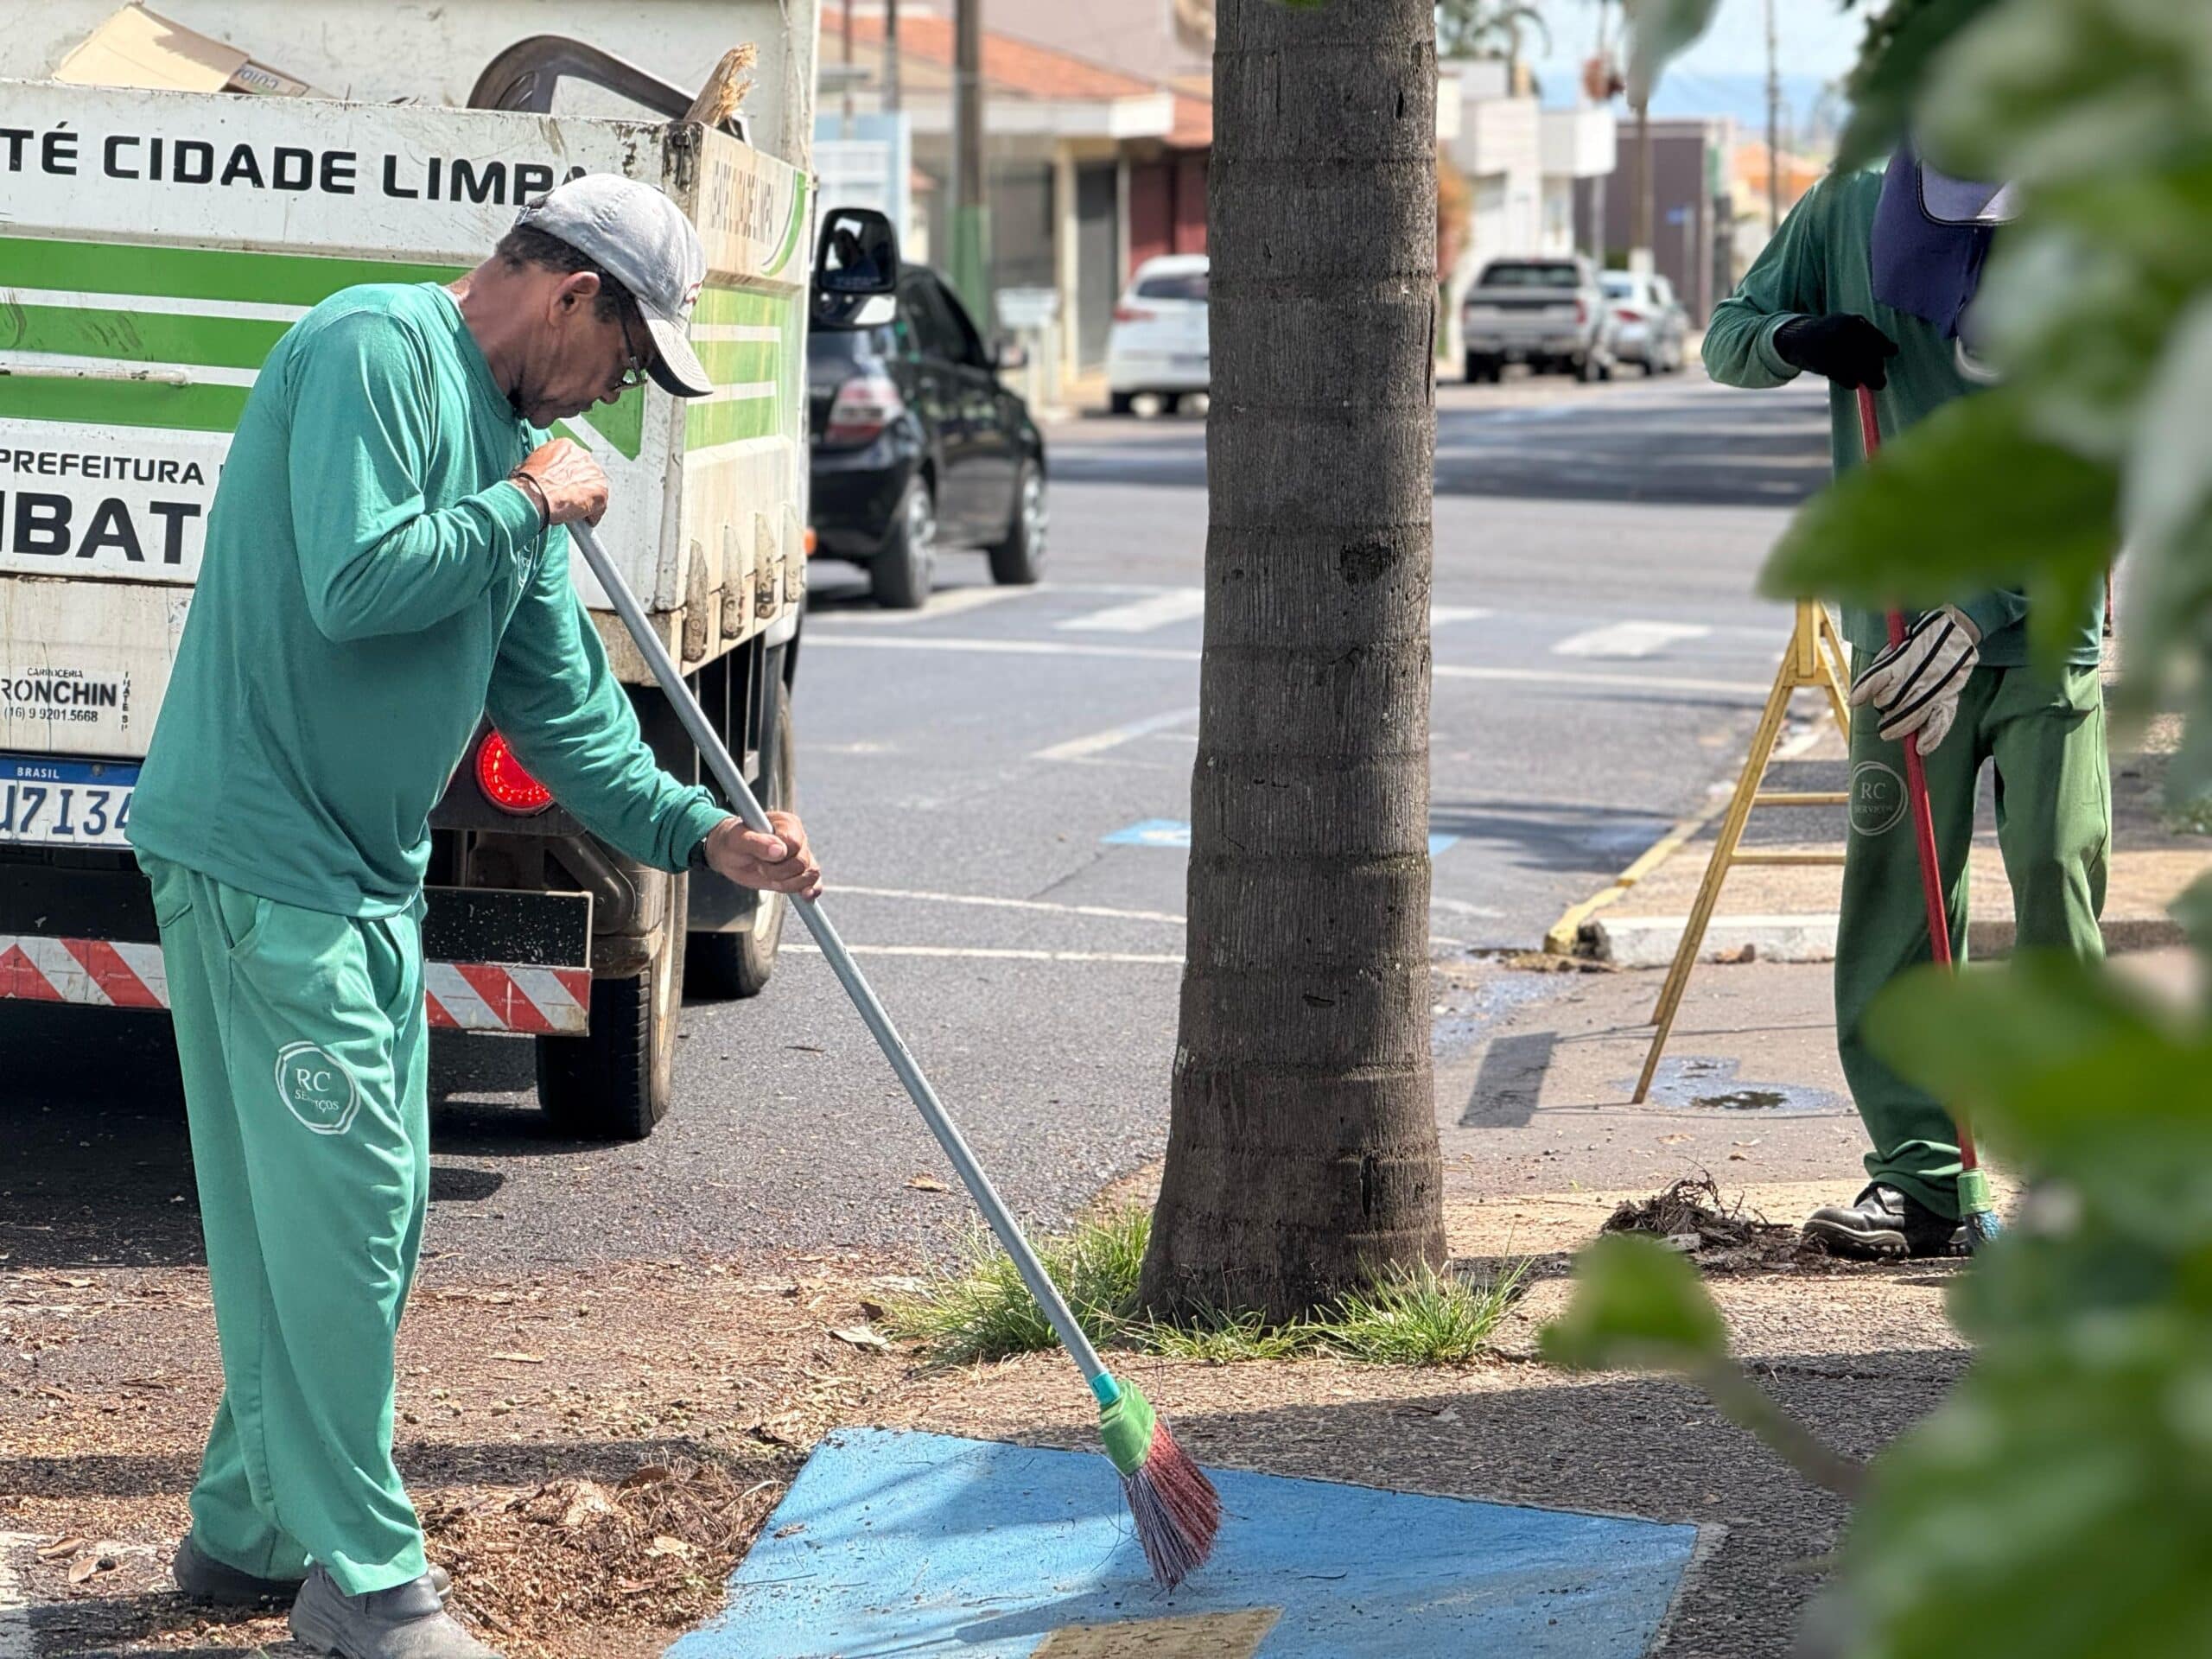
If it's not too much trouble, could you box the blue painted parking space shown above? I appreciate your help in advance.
[1103,820,1460,855]
[670,1429,1700,1657]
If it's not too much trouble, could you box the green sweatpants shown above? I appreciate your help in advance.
[141,853,430,1596]
[1836,664,2109,1218]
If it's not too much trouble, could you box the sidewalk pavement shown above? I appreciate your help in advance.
[1567,710,2206,969]
[10,950,2196,1656]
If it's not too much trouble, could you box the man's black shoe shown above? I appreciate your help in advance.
[1802,1183,1962,1260]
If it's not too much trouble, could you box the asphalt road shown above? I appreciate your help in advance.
[3,367,1834,1275]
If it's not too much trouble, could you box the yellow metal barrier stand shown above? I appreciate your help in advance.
[1631,601,1853,1104]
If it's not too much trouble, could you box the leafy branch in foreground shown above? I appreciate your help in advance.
[1569,0,2212,1653]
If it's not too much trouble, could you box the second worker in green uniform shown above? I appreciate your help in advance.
[1703,154,2108,1259]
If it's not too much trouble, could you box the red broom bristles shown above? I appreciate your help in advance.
[1121,1421,1221,1588]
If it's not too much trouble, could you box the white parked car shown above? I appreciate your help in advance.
[1106,254,1210,414]
[1599,270,1689,375]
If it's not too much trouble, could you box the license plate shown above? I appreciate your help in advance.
[0,755,138,849]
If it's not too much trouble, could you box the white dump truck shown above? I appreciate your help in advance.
[0,2,873,1138]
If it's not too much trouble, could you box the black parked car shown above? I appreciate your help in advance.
[809,264,1048,608]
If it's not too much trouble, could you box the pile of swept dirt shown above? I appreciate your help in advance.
[1600,1173,1816,1271]
[423,1456,797,1652]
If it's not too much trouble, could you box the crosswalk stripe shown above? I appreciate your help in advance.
[1057,588,1206,633]
[823,586,1029,626]
[1552,620,1712,658]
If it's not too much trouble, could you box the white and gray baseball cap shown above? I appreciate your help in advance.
[516,175,715,398]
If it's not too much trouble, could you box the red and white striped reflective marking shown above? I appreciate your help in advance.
[0,934,591,1034]
[421,961,590,1034]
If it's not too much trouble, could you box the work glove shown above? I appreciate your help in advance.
[1851,607,1980,753]
[1774,313,1900,391]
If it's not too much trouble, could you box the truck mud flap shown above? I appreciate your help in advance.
[0,867,593,1034]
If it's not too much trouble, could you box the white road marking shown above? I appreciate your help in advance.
[808,633,1199,664]
[791,944,1184,965]
[1033,706,1198,762]
[806,633,1768,697]
[832,884,1185,925]
[1056,588,1206,633]
[0,1533,35,1659]
[1430,605,1493,626]
[1552,620,1713,658]
[825,585,1032,626]
[1434,662,1763,696]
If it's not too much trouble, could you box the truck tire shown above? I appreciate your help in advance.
[1464,353,1502,384]
[687,679,794,1000]
[535,874,686,1141]
[870,476,935,610]
[1109,391,1135,415]
[988,459,1048,586]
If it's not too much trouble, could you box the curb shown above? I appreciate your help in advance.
[1589,911,2186,968]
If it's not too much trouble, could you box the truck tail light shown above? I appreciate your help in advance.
[1112,304,1155,323]
[1576,298,1590,325]
[823,372,904,447]
[1615,307,1644,323]
[476,730,554,814]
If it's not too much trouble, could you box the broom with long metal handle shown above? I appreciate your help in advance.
[1853,386,2001,1249]
[567,520,1221,1585]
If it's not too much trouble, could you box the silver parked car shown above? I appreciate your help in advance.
[1460,255,1618,383]
[1600,270,1689,375]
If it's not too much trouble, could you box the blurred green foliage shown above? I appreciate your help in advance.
[1543,2,2212,1652]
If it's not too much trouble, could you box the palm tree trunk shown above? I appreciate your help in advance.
[1139,0,1446,1323]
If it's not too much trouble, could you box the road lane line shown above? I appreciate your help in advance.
[1430,605,1494,626]
[1032,706,1198,762]
[1552,620,1713,658]
[1055,588,1206,633]
[808,633,1200,663]
[806,634,1766,696]
[832,885,1185,925]
[791,944,1185,964]
[822,586,1032,626]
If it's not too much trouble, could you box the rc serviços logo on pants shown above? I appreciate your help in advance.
[275,1042,361,1135]
[1850,760,1908,838]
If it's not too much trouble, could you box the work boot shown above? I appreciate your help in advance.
[289,1567,498,1659]
[1802,1183,1963,1260]
[173,1534,450,1607]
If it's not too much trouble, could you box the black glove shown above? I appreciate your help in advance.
[1774,313,1900,390]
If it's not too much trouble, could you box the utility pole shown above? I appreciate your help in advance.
[841,0,855,136]
[1764,0,1781,237]
[950,0,990,327]
[1633,99,1653,264]
[884,0,900,114]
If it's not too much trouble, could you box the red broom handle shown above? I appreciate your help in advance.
[1858,385,1978,1173]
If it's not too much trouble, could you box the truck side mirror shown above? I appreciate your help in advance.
[815,207,899,296]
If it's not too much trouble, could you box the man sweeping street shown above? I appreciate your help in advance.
[126,176,823,1658]
[1704,150,2108,1260]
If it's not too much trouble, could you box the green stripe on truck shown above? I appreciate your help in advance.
[0,376,250,435]
[684,396,782,449]
[693,287,792,327]
[0,236,461,305]
[2,305,289,371]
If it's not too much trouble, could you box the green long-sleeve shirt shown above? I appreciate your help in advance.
[1703,168,2101,668]
[130,283,727,916]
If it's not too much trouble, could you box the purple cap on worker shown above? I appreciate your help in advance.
[516,175,716,398]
